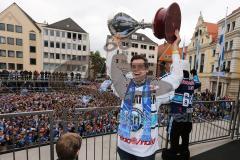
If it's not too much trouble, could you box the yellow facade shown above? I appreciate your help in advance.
[186,14,218,92]
[0,3,42,72]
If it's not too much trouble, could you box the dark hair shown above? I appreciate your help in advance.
[183,70,190,78]
[130,55,149,68]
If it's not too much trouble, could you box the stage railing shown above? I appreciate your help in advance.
[0,100,238,160]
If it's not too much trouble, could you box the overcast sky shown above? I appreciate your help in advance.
[0,0,239,57]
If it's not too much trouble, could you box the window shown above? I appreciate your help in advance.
[30,58,36,65]
[194,55,197,69]
[83,45,86,51]
[225,42,228,51]
[78,34,82,40]
[56,53,60,59]
[50,41,54,48]
[62,43,65,49]
[141,45,147,49]
[50,53,54,59]
[0,23,5,30]
[0,36,6,44]
[227,24,230,32]
[7,24,14,32]
[232,21,235,30]
[78,45,81,50]
[67,55,71,60]
[67,32,71,39]
[29,33,36,40]
[211,65,214,73]
[15,25,22,33]
[73,44,76,50]
[44,29,48,35]
[44,41,48,47]
[62,54,65,60]
[78,56,81,61]
[17,64,23,70]
[223,61,226,71]
[50,30,54,36]
[44,52,48,58]
[16,51,23,58]
[62,31,65,38]
[132,43,138,48]
[30,46,36,53]
[56,31,60,37]
[226,61,231,72]
[8,63,15,70]
[0,63,7,69]
[0,50,6,57]
[149,46,155,50]
[7,37,14,45]
[72,55,76,60]
[212,49,216,57]
[189,56,192,69]
[16,38,23,46]
[8,50,15,57]
[67,43,71,49]
[82,56,86,61]
[229,40,233,50]
[132,34,137,39]
[122,42,128,47]
[56,42,60,48]
[73,33,77,40]
[200,54,205,73]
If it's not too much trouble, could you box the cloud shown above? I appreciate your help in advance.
[0,0,239,57]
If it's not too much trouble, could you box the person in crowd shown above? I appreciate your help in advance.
[113,30,183,160]
[162,64,201,160]
[56,132,82,160]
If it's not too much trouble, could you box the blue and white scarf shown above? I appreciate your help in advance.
[118,79,152,141]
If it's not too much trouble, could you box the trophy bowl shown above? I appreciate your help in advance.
[107,2,181,44]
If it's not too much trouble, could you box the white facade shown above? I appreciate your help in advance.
[41,25,90,78]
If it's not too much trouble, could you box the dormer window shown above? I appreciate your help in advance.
[132,34,137,40]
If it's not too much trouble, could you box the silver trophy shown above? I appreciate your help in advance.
[107,2,181,43]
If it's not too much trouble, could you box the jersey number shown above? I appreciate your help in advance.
[182,93,192,107]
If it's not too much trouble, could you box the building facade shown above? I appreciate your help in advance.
[211,7,240,99]
[186,13,218,93]
[0,3,42,72]
[106,33,158,78]
[40,18,90,78]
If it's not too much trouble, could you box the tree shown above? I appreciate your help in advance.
[89,51,106,79]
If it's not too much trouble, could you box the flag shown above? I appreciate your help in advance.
[195,34,201,70]
[182,40,185,60]
[218,28,225,69]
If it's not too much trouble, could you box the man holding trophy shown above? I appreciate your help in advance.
[106,2,187,160]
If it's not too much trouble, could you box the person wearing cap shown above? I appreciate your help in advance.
[162,61,201,160]
[56,132,82,160]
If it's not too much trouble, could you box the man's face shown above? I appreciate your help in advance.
[131,59,148,83]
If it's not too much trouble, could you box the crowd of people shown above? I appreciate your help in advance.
[0,85,121,150]
[0,70,82,81]
[0,84,233,151]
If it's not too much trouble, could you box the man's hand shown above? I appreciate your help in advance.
[190,69,197,76]
[172,29,181,51]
